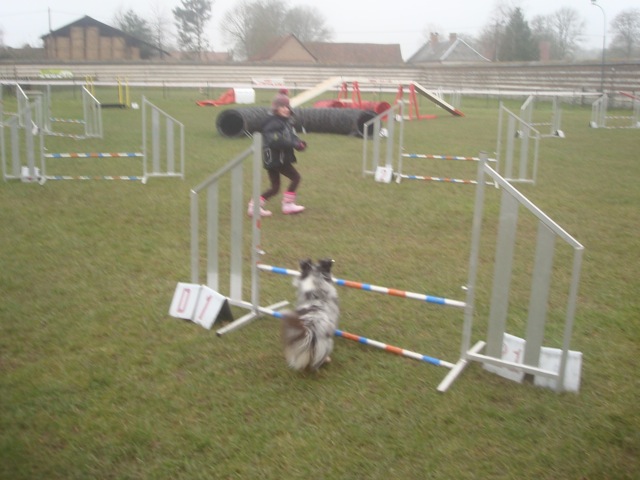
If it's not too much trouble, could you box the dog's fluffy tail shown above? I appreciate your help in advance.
[281,312,334,371]
[281,312,315,370]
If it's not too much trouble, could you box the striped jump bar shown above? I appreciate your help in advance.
[257,263,465,308]
[402,153,497,162]
[44,152,143,158]
[46,132,89,140]
[50,117,86,124]
[335,329,454,368]
[256,306,454,368]
[44,175,143,181]
[396,174,480,185]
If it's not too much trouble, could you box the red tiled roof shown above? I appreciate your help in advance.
[251,35,404,65]
[304,42,403,65]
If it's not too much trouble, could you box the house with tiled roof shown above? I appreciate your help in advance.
[250,34,404,66]
[407,33,490,64]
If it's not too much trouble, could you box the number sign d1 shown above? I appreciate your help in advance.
[169,283,233,330]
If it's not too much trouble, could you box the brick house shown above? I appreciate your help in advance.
[42,16,167,61]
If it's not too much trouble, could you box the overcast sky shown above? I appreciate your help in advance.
[1,0,635,59]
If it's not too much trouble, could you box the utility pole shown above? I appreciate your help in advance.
[591,0,606,93]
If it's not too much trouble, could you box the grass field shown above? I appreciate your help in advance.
[1,85,639,479]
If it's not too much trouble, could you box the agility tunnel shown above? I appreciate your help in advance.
[215,107,378,138]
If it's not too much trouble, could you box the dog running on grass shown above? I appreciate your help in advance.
[281,258,340,371]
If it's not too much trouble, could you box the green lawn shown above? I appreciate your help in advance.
[1,85,638,479]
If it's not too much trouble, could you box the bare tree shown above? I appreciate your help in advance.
[477,1,518,61]
[220,1,254,60]
[173,0,213,60]
[221,0,331,60]
[282,5,332,42]
[149,1,174,58]
[532,7,585,60]
[610,8,640,59]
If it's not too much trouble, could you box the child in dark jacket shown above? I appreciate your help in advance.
[248,89,307,217]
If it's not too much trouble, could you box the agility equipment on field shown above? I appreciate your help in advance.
[214,77,466,139]
[271,77,465,118]
[394,82,464,120]
[435,87,462,111]
[1,94,40,182]
[85,76,130,109]
[3,96,184,184]
[520,95,564,138]
[395,153,498,186]
[361,101,496,186]
[216,107,377,138]
[171,134,584,393]
[13,83,103,139]
[15,84,43,131]
[47,85,103,139]
[590,93,640,129]
[494,102,540,184]
[361,101,403,183]
[335,329,455,368]
[40,96,184,183]
[437,153,584,392]
[256,264,466,308]
[314,81,391,115]
[197,88,255,107]
[226,300,458,368]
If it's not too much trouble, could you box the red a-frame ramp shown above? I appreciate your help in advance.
[409,81,464,117]
[289,77,464,117]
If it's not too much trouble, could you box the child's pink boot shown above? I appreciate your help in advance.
[247,196,272,217]
[282,191,305,214]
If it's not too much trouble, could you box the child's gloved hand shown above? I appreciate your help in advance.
[294,141,307,151]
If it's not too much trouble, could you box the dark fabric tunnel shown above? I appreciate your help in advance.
[215,107,378,138]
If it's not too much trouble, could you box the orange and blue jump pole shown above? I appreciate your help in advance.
[335,329,455,368]
[256,263,465,308]
[257,305,454,369]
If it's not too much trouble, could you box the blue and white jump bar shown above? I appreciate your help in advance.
[402,153,497,162]
[257,263,466,308]
[257,305,454,369]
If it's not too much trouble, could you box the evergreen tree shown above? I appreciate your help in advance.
[114,9,155,58]
[501,7,539,61]
[173,0,213,60]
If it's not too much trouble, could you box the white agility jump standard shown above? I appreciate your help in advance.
[590,93,640,129]
[3,95,184,184]
[1,95,39,182]
[39,96,184,184]
[495,102,540,184]
[520,95,564,138]
[15,84,103,139]
[438,153,584,392]
[177,134,584,393]
[361,101,500,186]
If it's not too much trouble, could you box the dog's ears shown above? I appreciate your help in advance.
[318,258,334,279]
[299,258,313,277]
